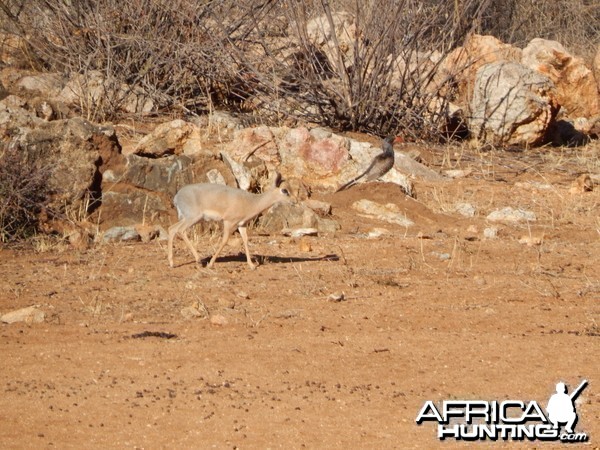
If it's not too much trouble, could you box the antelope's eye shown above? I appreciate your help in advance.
[281,189,290,196]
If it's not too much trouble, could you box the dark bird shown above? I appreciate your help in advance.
[336,135,403,192]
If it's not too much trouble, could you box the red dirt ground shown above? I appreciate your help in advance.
[1,143,598,448]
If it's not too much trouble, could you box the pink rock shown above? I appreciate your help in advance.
[522,38,600,118]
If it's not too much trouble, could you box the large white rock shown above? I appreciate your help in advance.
[470,62,559,146]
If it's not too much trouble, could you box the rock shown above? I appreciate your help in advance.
[392,51,444,94]
[68,229,91,250]
[303,199,332,216]
[522,38,600,118]
[470,61,559,146]
[180,305,206,320]
[225,126,280,165]
[379,169,415,197]
[432,252,451,261]
[16,72,66,98]
[259,202,318,231]
[327,292,345,302]
[2,109,123,218]
[210,314,229,326]
[455,203,476,217]
[352,199,414,227]
[221,151,253,190]
[316,218,341,234]
[133,119,203,157]
[259,201,339,235]
[236,290,250,300]
[486,207,536,223]
[365,228,392,239]
[442,34,523,107]
[280,127,349,181]
[483,227,498,239]
[306,11,357,67]
[100,189,171,228]
[444,169,472,179]
[0,35,29,67]
[297,237,312,252]
[569,174,593,194]
[219,127,434,193]
[206,169,227,185]
[392,151,443,181]
[518,235,543,246]
[102,226,141,242]
[207,110,243,131]
[282,227,318,238]
[121,154,193,195]
[30,97,56,121]
[57,70,153,115]
[1,306,45,324]
[134,224,161,243]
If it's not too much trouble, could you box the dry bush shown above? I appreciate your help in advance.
[1,0,596,131]
[0,0,488,136]
[480,0,600,60]
[0,141,53,242]
[220,0,490,138]
[0,0,244,121]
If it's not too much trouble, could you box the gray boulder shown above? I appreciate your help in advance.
[470,61,559,146]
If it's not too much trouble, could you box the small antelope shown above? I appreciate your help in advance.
[167,176,291,269]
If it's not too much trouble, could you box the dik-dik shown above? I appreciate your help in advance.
[167,177,291,269]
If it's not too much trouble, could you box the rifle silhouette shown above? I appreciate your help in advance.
[569,380,588,401]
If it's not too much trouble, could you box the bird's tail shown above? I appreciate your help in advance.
[335,178,358,192]
[336,168,369,192]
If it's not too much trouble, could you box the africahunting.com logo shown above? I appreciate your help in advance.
[416,380,589,443]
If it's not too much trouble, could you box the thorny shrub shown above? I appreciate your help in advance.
[0,141,53,242]
[0,0,598,133]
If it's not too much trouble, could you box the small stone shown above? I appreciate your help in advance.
[68,230,90,250]
[102,226,141,243]
[486,207,536,223]
[455,202,476,217]
[432,252,451,261]
[205,169,227,185]
[473,276,487,286]
[180,306,205,320]
[1,306,45,324]
[366,228,392,239]
[518,235,543,246]
[282,228,318,238]
[298,238,312,252]
[483,227,498,239]
[444,169,472,178]
[134,224,160,243]
[210,314,228,326]
[303,199,332,215]
[217,298,236,309]
[569,174,593,194]
[327,292,345,302]
[352,199,414,227]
